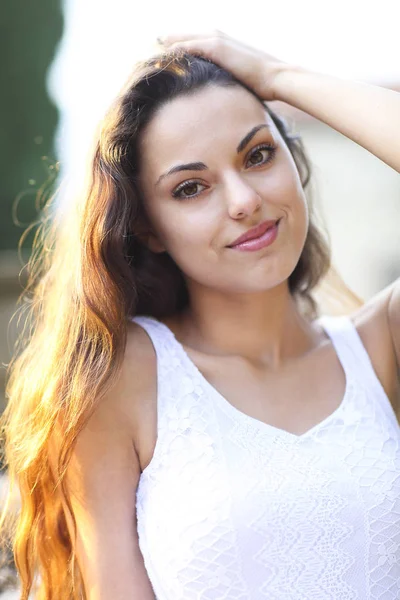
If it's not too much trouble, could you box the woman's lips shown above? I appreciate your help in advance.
[228,219,281,252]
[228,219,279,247]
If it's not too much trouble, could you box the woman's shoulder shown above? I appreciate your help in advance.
[124,317,157,396]
[125,318,156,364]
[349,288,399,416]
[101,319,157,458]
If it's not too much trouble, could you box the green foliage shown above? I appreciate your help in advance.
[0,0,63,251]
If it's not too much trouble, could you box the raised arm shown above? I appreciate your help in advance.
[158,31,400,387]
[159,30,400,172]
[272,66,400,173]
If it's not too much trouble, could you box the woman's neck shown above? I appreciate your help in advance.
[163,283,321,368]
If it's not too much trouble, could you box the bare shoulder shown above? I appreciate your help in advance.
[47,319,158,598]
[114,319,158,461]
[349,280,400,416]
[123,319,157,394]
[83,319,156,447]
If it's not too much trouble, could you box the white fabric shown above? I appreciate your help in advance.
[130,314,400,599]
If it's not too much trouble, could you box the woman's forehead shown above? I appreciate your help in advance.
[139,85,274,161]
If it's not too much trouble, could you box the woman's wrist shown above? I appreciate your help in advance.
[268,62,311,103]
[266,61,400,171]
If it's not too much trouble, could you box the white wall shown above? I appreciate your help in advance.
[295,117,400,301]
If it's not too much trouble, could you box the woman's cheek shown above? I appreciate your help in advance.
[163,207,216,250]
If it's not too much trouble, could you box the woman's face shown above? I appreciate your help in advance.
[137,83,309,295]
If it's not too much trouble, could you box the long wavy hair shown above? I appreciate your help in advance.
[0,49,363,599]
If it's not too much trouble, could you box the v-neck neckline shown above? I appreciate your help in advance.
[144,315,353,442]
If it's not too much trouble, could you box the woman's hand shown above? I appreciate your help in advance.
[157,30,294,102]
[157,30,400,173]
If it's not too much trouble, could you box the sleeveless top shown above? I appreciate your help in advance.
[129,314,400,600]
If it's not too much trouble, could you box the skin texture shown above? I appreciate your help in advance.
[131,80,399,471]
[159,30,400,172]
[154,33,400,375]
[138,83,318,366]
[64,37,399,600]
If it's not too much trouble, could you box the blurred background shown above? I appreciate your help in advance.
[1,0,399,595]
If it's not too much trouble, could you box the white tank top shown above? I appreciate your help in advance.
[130,314,400,599]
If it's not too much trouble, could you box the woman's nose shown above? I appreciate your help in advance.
[224,173,262,219]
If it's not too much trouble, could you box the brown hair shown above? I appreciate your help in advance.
[0,50,363,599]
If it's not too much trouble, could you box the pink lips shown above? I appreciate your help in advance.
[228,219,281,252]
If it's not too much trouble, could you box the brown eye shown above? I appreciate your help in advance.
[172,180,206,200]
[249,149,266,165]
[246,144,277,168]
[181,183,198,196]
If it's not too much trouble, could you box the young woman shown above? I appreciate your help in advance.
[1,30,399,600]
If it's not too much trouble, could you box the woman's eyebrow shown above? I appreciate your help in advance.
[155,123,271,187]
[236,123,271,153]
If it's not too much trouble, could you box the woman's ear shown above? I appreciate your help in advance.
[141,230,166,253]
[133,208,167,253]
[134,221,166,253]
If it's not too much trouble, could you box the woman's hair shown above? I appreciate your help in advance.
[0,50,363,599]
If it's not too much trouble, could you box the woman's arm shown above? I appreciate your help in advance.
[159,30,400,172]
[272,66,400,173]
[49,325,157,600]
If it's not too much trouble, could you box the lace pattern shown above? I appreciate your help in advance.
[132,315,400,599]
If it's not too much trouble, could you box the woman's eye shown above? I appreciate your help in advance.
[171,144,276,200]
[172,181,205,199]
[246,144,277,167]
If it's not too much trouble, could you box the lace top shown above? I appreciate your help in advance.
[129,314,400,599]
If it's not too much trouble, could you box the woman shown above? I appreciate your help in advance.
[1,30,399,600]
